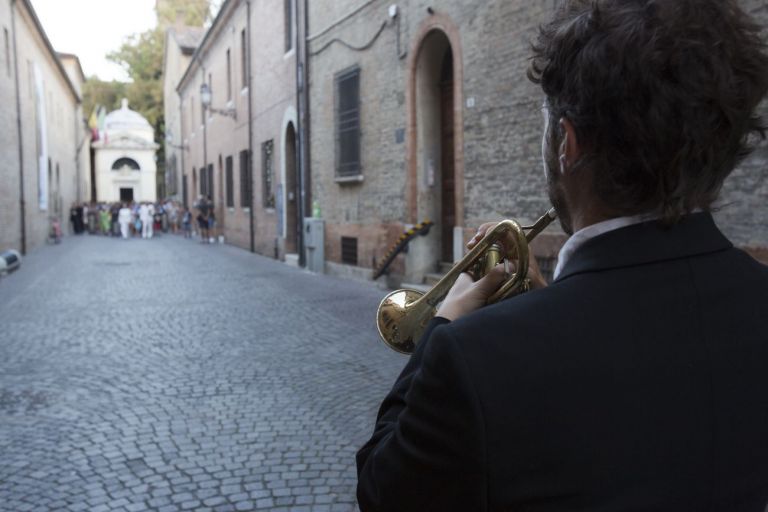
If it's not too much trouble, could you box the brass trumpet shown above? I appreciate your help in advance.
[376,208,557,354]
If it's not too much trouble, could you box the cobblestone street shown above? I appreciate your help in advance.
[0,235,406,512]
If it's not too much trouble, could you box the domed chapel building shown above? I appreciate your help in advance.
[93,99,159,203]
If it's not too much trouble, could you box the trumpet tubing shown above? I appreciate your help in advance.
[376,208,557,354]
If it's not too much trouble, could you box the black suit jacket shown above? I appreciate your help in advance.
[357,213,768,512]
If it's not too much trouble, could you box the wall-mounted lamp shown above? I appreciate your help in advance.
[200,83,237,120]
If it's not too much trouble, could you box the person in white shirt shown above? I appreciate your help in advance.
[139,203,154,239]
[117,204,132,240]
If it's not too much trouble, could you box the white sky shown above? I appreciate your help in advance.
[30,0,225,82]
[30,0,157,82]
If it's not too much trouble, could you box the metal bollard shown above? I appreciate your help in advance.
[0,250,22,275]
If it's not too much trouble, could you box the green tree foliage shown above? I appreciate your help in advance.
[106,27,165,133]
[82,77,126,122]
[156,0,212,27]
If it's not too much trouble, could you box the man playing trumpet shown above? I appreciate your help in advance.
[357,0,768,510]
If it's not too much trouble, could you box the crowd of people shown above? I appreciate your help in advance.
[67,196,218,242]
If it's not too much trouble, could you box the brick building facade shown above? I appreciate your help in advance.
[0,0,82,255]
[174,0,301,260]
[307,0,768,285]
[163,26,204,205]
[167,0,767,281]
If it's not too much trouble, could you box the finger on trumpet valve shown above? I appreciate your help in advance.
[483,243,503,277]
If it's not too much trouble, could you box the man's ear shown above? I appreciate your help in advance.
[558,118,580,173]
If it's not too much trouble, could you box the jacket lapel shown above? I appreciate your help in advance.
[554,212,733,282]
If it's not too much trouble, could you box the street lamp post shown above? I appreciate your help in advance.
[200,83,236,120]
[199,82,237,203]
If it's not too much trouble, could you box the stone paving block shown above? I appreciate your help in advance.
[0,236,401,512]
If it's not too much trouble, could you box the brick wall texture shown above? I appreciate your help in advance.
[0,1,80,255]
[177,0,297,258]
[307,0,768,281]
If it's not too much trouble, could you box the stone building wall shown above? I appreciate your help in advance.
[249,0,299,260]
[178,1,251,249]
[308,0,563,283]
[0,0,22,254]
[0,0,80,254]
[308,0,768,284]
[177,0,298,259]
[163,28,198,204]
[715,0,768,263]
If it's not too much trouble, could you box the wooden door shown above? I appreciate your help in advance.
[440,48,455,263]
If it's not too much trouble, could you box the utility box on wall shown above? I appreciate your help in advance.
[304,218,325,273]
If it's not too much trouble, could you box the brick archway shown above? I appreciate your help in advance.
[405,12,464,229]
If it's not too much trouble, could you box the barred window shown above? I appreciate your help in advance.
[341,237,358,265]
[284,0,294,53]
[239,149,251,208]
[225,155,234,207]
[335,67,361,177]
[226,48,232,101]
[241,29,247,88]
[4,28,10,77]
[262,140,275,209]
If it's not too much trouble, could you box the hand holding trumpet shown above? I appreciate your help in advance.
[436,222,549,322]
[376,208,556,353]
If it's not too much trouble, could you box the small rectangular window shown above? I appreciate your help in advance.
[225,156,234,207]
[341,237,358,265]
[284,0,294,53]
[241,29,247,88]
[239,149,251,207]
[4,28,10,77]
[262,140,275,209]
[335,67,361,177]
[226,48,232,101]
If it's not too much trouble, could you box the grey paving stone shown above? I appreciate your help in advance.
[0,235,403,512]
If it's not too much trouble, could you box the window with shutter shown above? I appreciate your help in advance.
[262,140,275,208]
[226,156,234,207]
[239,150,251,208]
[335,67,361,178]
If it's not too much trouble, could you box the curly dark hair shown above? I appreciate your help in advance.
[528,0,768,222]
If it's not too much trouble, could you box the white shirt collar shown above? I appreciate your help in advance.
[553,213,659,280]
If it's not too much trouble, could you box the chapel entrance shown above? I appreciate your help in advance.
[120,188,134,203]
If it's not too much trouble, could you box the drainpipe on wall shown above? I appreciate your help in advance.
[75,122,89,204]
[178,94,186,207]
[246,0,255,253]
[202,66,208,206]
[11,0,26,255]
[294,0,305,266]
[295,0,311,267]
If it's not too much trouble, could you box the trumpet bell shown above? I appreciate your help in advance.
[376,289,436,354]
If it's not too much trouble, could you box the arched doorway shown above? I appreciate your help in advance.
[284,122,299,254]
[410,29,457,276]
